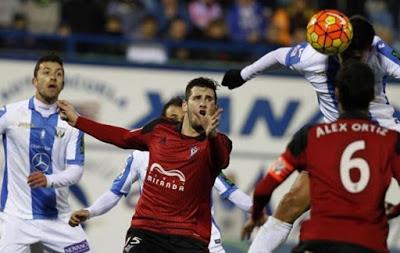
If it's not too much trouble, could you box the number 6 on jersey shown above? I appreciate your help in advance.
[340,140,370,193]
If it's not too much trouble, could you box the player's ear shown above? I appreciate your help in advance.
[182,100,188,113]
[32,77,37,87]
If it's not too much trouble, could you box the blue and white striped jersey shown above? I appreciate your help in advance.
[110,150,252,251]
[242,36,400,130]
[0,97,84,219]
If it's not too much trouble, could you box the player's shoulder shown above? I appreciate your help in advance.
[287,124,312,156]
[141,117,179,134]
[372,35,400,64]
[0,99,30,119]
[285,42,328,68]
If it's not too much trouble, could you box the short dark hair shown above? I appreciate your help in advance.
[335,60,375,111]
[161,96,183,117]
[34,53,64,78]
[342,15,375,60]
[185,77,219,103]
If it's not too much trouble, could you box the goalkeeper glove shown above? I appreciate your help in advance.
[221,69,246,90]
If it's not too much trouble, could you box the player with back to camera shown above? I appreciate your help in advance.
[254,60,398,253]
[222,14,400,252]
[0,54,90,253]
[68,96,253,253]
[58,77,232,253]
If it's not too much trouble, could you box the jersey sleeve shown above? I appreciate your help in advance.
[76,116,151,150]
[282,124,310,170]
[0,105,8,134]
[209,133,232,170]
[375,38,400,79]
[391,133,400,183]
[251,125,310,221]
[214,172,238,198]
[241,47,291,81]
[110,152,141,196]
[65,129,85,166]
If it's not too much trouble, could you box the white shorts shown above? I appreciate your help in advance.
[208,238,226,253]
[0,213,91,253]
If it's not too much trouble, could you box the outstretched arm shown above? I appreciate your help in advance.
[69,191,122,227]
[221,47,290,89]
[214,173,252,212]
[58,100,147,150]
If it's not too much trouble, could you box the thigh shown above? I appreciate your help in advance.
[123,228,159,253]
[169,235,208,253]
[39,218,90,253]
[0,213,38,253]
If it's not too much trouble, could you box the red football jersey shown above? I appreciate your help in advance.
[76,117,232,244]
[284,115,400,252]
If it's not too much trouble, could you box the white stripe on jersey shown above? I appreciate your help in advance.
[0,97,84,219]
[242,36,400,130]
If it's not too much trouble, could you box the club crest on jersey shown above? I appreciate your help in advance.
[190,145,199,158]
[147,163,186,191]
[55,127,66,138]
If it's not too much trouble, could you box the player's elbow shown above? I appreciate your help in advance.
[275,190,310,223]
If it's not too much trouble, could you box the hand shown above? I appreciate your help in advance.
[386,202,400,219]
[241,215,267,240]
[221,69,246,90]
[194,108,223,138]
[69,209,90,227]
[27,171,47,188]
[57,100,79,126]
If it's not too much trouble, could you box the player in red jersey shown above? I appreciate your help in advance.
[248,61,400,253]
[57,77,232,253]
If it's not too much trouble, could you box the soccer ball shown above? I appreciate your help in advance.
[306,9,353,55]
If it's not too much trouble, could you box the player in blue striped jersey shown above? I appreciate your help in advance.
[0,54,90,252]
[69,97,252,253]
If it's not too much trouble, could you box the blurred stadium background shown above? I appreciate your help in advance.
[1,0,400,252]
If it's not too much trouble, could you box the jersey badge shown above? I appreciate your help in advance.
[392,50,400,61]
[55,127,66,138]
[190,145,199,158]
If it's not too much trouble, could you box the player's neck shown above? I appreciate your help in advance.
[181,116,200,137]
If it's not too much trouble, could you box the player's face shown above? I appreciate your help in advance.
[184,86,217,131]
[165,105,184,122]
[341,47,371,63]
[33,61,64,104]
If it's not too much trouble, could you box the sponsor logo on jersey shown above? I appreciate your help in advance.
[31,152,51,173]
[64,240,90,253]
[147,163,186,191]
[18,122,34,128]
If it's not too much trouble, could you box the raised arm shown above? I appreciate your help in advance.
[69,191,122,227]
[221,47,290,89]
[58,100,148,150]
